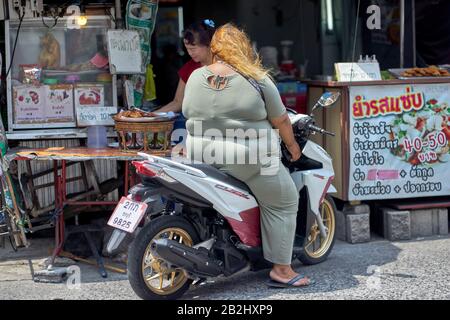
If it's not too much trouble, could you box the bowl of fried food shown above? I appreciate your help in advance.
[114,109,176,153]
[114,109,173,122]
[395,66,450,78]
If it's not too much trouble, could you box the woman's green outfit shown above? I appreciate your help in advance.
[183,67,298,265]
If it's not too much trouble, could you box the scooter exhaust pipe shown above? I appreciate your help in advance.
[151,239,224,278]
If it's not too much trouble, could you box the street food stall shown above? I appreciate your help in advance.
[0,0,177,258]
[304,71,450,202]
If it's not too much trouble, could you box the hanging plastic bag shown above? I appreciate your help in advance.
[126,0,159,69]
[144,64,157,101]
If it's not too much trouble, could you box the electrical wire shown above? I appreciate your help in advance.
[299,0,306,65]
[349,0,362,83]
[40,1,74,29]
[105,7,117,24]
[351,0,362,63]
[41,14,59,29]
[5,10,25,80]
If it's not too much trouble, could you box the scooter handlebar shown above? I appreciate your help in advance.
[307,124,336,137]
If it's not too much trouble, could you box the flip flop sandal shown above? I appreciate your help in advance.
[266,274,314,289]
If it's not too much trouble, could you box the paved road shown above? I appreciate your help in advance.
[0,235,449,300]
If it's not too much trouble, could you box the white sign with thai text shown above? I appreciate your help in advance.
[107,29,143,74]
[336,63,382,82]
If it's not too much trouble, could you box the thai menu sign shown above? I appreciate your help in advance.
[75,84,114,126]
[107,29,143,74]
[13,85,75,124]
[335,62,382,82]
[349,84,450,201]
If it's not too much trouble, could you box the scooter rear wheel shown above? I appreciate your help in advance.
[128,215,199,300]
[298,195,336,265]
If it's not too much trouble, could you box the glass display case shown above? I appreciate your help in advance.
[5,16,117,137]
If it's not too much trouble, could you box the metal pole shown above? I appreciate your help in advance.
[400,0,405,68]
[412,0,417,67]
[115,0,123,29]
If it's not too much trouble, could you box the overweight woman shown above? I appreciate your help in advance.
[182,23,312,288]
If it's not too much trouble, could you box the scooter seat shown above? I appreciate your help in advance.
[187,163,251,193]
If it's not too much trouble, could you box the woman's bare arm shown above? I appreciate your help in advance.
[157,79,186,113]
[270,113,301,161]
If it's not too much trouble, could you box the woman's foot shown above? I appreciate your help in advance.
[269,266,311,287]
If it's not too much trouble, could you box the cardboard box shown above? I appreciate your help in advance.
[44,84,75,122]
[13,84,76,125]
[13,85,45,124]
[75,84,114,126]
[75,84,105,108]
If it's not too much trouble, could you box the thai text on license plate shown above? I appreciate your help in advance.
[107,197,148,233]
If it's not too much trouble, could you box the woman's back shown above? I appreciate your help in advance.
[181,23,310,287]
[183,66,285,137]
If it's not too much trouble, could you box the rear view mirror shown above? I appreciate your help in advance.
[318,92,341,108]
[311,92,341,114]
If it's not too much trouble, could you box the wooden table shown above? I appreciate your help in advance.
[9,147,170,274]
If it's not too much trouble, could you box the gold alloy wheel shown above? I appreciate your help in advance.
[304,198,336,259]
[141,228,193,295]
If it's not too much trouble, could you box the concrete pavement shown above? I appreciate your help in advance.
[0,235,449,300]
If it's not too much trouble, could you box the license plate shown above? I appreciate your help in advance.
[107,197,148,233]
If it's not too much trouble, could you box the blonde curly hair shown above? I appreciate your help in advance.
[211,23,270,81]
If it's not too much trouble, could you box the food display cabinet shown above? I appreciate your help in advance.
[5,15,118,139]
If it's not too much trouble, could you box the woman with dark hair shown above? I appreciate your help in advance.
[157,20,216,113]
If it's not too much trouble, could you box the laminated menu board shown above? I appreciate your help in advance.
[13,85,45,124]
[75,84,115,126]
[348,83,450,201]
[13,85,75,125]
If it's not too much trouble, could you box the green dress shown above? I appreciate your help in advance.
[182,66,298,265]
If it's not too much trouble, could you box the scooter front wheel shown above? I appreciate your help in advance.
[298,195,336,265]
[128,215,199,300]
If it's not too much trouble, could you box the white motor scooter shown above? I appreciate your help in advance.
[106,92,340,300]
